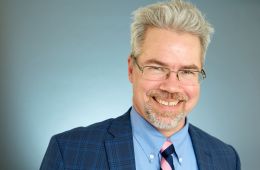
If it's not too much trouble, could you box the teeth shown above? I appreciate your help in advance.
[157,99,178,106]
[169,101,178,106]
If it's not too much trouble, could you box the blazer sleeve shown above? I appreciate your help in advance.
[40,136,65,170]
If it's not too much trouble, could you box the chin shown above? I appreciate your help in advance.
[144,105,187,130]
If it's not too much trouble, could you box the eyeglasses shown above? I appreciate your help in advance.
[133,57,206,85]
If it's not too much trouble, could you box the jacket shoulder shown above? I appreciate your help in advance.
[40,109,132,170]
[54,118,114,142]
[40,118,116,170]
[189,124,241,169]
[189,124,232,148]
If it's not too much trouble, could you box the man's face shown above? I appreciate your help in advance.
[128,28,202,135]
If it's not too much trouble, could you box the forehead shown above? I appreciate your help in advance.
[139,28,202,68]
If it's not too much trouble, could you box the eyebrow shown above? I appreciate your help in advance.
[142,58,200,70]
[180,65,200,70]
[142,59,168,67]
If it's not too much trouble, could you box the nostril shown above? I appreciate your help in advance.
[158,79,182,94]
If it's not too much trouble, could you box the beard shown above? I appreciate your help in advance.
[144,89,189,130]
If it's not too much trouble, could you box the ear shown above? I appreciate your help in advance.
[128,56,134,83]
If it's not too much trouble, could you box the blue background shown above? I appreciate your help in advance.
[1,0,259,169]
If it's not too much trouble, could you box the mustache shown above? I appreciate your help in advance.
[146,90,189,101]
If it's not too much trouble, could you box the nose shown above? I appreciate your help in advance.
[159,72,182,93]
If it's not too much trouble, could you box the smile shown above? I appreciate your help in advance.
[158,99,178,106]
[153,97,179,107]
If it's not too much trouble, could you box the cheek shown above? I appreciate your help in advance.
[185,85,200,109]
[134,80,153,100]
[133,78,159,103]
[186,85,200,97]
[132,79,152,115]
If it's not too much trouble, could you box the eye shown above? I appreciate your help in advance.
[147,66,164,71]
[180,70,197,76]
[144,66,167,74]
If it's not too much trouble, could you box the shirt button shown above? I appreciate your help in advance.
[149,153,155,162]
[179,157,183,163]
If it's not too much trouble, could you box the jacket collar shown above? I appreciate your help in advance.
[105,108,136,170]
[189,124,213,170]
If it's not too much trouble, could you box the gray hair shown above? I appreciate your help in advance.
[130,0,214,64]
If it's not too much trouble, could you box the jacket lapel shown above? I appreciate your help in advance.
[189,124,214,170]
[105,109,136,170]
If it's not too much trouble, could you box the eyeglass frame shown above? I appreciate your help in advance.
[132,57,206,84]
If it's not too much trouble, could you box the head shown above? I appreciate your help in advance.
[128,0,214,136]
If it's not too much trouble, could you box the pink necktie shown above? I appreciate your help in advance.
[160,140,175,170]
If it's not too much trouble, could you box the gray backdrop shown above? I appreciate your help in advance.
[1,0,259,169]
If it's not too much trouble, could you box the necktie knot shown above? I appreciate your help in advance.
[160,141,175,158]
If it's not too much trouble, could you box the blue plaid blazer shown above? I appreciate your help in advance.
[40,109,241,170]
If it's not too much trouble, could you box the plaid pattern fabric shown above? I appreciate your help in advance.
[40,108,240,170]
[40,109,135,170]
[189,124,241,170]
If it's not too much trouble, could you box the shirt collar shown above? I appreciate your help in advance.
[130,106,190,163]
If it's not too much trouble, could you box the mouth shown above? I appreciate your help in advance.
[152,97,183,107]
[146,90,189,112]
[155,98,178,106]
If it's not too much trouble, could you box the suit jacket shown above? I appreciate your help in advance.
[40,109,241,170]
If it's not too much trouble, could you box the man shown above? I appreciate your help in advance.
[40,0,241,169]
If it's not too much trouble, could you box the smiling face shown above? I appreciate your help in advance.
[128,28,202,137]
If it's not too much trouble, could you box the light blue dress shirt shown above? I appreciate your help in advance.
[130,107,198,170]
